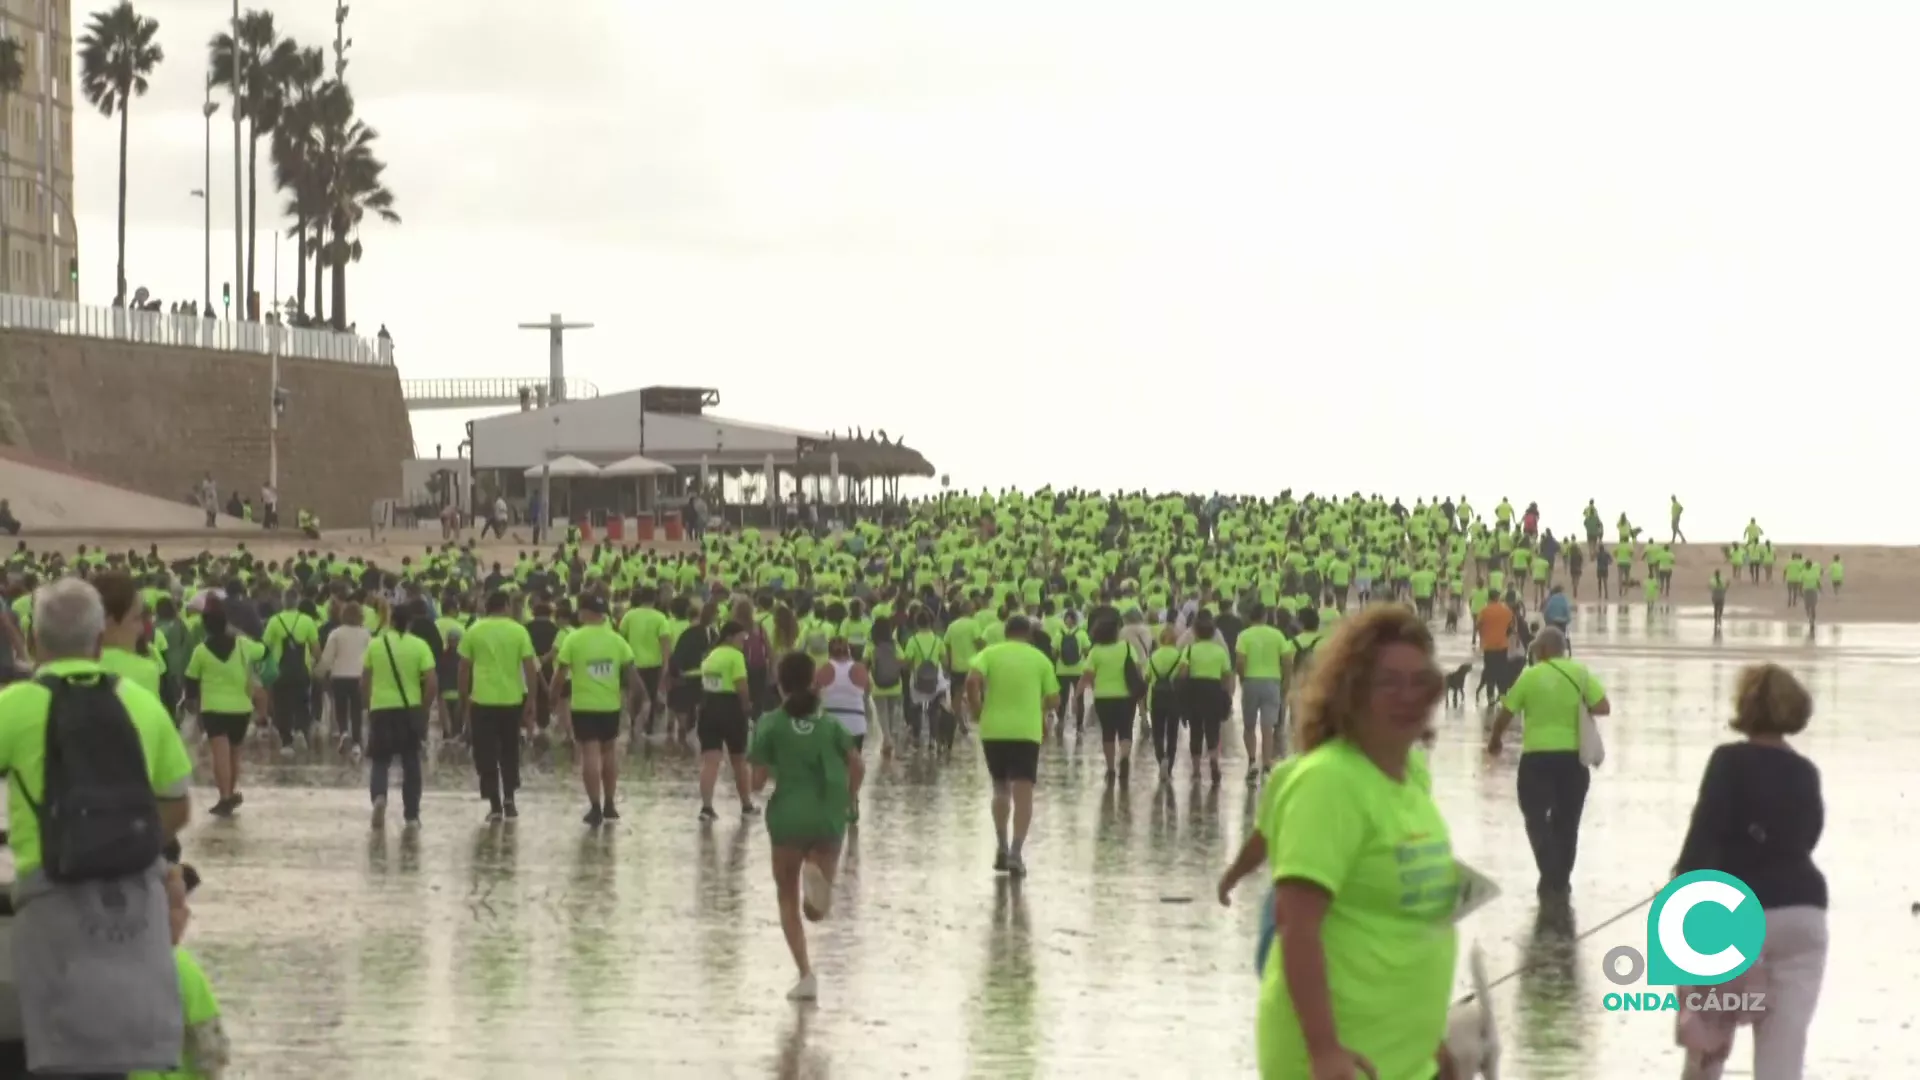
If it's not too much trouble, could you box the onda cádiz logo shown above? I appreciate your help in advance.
[1601,871,1769,1014]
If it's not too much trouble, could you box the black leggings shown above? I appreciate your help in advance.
[1184,679,1226,757]
[273,678,313,746]
[331,677,365,745]
[1150,691,1182,766]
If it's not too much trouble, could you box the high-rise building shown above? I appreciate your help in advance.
[0,0,76,301]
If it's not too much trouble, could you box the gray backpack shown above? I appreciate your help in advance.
[870,640,902,690]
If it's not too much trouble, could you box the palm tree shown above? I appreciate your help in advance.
[321,108,399,329]
[78,1,164,304]
[270,46,325,317]
[0,36,25,293]
[208,9,295,319]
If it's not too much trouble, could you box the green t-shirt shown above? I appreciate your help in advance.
[367,631,435,711]
[131,947,222,1080]
[1258,738,1457,1080]
[700,643,748,694]
[970,641,1055,743]
[1501,658,1605,753]
[748,707,856,844]
[0,659,193,877]
[263,610,319,662]
[99,645,163,698]
[1184,638,1232,680]
[618,606,670,668]
[185,636,265,715]
[1083,641,1133,699]
[556,623,635,712]
[943,616,982,671]
[459,617,535,706]
[1235,624,1290,681]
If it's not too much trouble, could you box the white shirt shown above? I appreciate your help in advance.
[317,625,372,679]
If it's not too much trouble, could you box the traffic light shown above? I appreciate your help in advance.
[221,282,231,310]
[66,257,76,283]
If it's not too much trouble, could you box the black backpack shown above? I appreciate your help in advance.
[1123,648,1149,700]
[870,640,902,690]
[20,673,164,883]
[272,613,310,686]
[1058,631,1083,667]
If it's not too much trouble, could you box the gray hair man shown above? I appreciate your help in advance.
[0,578,195,1074]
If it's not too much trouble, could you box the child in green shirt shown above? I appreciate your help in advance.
[132,865,229,1080]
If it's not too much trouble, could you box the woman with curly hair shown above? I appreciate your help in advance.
[1257,604,1457,1080]
[1673,663,1826,1080]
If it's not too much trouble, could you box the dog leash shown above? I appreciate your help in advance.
[1455,887,1659,1003]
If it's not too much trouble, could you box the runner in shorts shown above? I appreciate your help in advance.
[552,593,634,827]
[965,616,1058,879]
[696,621,758,821]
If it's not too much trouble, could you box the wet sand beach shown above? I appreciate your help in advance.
[87,606,1911,1078]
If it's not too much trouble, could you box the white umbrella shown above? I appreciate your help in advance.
[600,454,674,478]
[523,455,601,479]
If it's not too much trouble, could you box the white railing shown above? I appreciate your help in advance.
[0,291,393,367]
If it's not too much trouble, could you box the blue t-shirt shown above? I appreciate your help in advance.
[1544,593,1571,625]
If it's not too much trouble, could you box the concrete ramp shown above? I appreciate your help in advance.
[0,451,248,532]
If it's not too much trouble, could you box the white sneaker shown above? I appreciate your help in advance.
[370,795,387,829]
[801,862,833,920]
[786,974,818,1002]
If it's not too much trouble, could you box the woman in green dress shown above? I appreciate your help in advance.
[749,651,866,1003]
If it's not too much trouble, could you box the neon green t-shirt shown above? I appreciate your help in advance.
[1235,624,1290,681]
[459,617,535,706]
[700,643,748,693]
[1083,641,1132,699]
[1501,658,1605,754]
[970,641,1055,743]
[131,946,222,1080]
[1184,638,1232,680]
[0,659,193,877]
[1258,738,1457,1080]
[557,623,635,712]
[367,631,435,711]
[185,636,264,715]
[617,606,670,668]
[99,645,163,698]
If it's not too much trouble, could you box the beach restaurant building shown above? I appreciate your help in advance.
[466,385,934,528]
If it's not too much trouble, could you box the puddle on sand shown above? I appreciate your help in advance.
[158,611,1913,1078]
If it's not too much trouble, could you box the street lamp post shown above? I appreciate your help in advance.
[230,0,243,321]
[201,79,218,310]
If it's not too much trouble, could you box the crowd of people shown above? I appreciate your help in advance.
[0,487,1834,1077]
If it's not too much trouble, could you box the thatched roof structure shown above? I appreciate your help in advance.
[793,432,935,478]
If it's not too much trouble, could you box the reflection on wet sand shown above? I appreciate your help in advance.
[149,613,1912,1076]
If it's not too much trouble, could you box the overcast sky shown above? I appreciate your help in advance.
[71,2,1920,541]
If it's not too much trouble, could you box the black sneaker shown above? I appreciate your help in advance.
[740,802,760,817]
[227,792,244,812]
[209,797,234,818]
[485,804,504,824]
[1007,852,1028,879]
[602,804,620,821]
[503,801,518,820]
[698,805,719,822]
[583,806,604,827]
[993,849,1009,873]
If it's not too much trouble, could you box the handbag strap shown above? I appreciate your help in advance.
[1544,659,1588,704]
[381,634,412,710]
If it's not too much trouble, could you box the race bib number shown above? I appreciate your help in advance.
[702,672,726,692]
[588,660,614,679]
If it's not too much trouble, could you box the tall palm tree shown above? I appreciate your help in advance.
[0,36,25,293]
[78,2,164,304]
[270,46,325,317]
[208,9,294,318]
[321,109,399,329]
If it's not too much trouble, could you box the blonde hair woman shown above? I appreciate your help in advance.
[1674,663,1825,1080]
[1259,605,1456,1080]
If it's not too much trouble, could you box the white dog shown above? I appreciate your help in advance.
[1445,944,1501,1079]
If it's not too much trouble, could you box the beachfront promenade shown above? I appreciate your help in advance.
[0,290,392,367]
